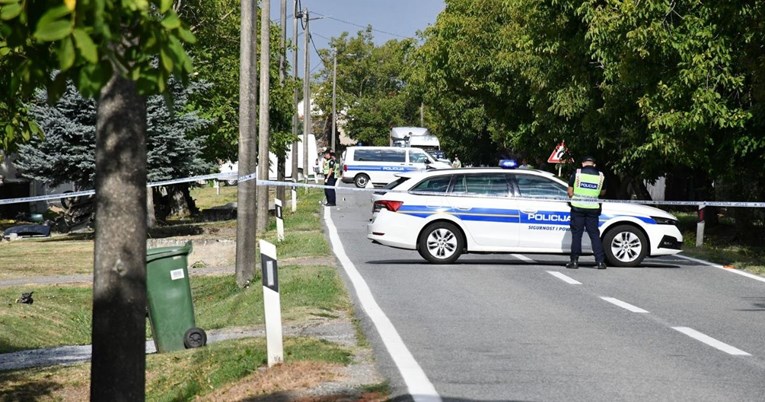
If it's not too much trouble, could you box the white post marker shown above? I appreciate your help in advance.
[214,179,220,195]
[275,199,285,242]
[696,205,705,247]
[259,240,284,367]
[291,182,297,212]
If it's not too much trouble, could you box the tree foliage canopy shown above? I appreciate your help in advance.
[15,79,212,189]
[412,0,765,203]
[0,0,196,153]
[314,28,421,146]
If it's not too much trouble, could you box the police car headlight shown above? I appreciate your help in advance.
[651,216,678,225]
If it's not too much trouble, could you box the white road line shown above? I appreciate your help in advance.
[324,208,441,402]
[511,253,535,263]
[547,271,582,285]
[677,255,765,284]
[600,297,649,313]
[672,327,751,356]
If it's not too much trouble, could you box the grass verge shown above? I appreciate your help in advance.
[0,188,326,278]
[0,337,352,401]
[674,211,765,276]
[0,264,349,353]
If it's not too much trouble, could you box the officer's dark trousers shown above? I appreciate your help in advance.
[324,176,337,205]
[570,208,605,263]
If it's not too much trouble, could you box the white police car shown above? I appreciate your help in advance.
[367,166,683,266]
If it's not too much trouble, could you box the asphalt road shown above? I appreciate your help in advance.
[326,183,765,402]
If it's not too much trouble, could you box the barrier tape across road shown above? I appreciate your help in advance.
[2,171,765,209]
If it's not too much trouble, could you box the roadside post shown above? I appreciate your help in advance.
[291,181,297,212]
[696,205,705,247]
[275,199,285,241]
[259,240,284,367]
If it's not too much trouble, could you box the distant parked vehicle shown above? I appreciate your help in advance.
[341,146,451,188]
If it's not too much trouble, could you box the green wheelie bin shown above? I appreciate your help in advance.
[146,241,207,353]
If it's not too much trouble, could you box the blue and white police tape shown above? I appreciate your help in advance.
[3,172,765,209]
[255,179,765,208]
[0,172,237,206]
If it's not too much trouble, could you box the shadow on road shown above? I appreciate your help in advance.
[365,258,683,269]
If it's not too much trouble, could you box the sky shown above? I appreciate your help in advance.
[270,0,446,73]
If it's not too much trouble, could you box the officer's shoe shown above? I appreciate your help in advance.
[597,262,607,270]
[565,258,579,269]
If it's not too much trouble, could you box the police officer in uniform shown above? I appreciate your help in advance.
[566,156,607,269]
[322,148,337,206]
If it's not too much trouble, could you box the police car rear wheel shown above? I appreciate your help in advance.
[418,222,464,264]
[354,174,370,188]
[603,225,648,267]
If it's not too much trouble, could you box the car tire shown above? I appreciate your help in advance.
[603,224,648,267]
[354,173,370,188]
[418,221,464,264]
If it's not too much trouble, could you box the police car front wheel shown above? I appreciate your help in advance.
[418,221,464,264]
[603,225,648,267]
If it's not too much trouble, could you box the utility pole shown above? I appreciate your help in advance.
[332,49,337,152]
[291,0,299,182]
[235,0,258,287]
[276,0,287,203]
[256,0,271,233]
[302,8,310,180]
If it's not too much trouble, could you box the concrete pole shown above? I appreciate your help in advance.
[276,0,287,202]
[332,49,337,152]
[291,0,299,182]
[256,0,271,233]
[235,0,258,287]
[279,0,287,83]
[302,9,310,181]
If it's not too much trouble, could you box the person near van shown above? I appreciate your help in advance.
[566,156,607,270]
[452,156,462,168]
[323,149,337,206]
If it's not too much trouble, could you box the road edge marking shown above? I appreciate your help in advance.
[324,208,442,402]
[677,255,765,284]
[672,327,751,356]
[600,297,649,313]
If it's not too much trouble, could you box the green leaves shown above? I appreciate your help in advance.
[0,2,22,20]
[72,29,97,63]
[33,5,73,41]
[1,0,198,153]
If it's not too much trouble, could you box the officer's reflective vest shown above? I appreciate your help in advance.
[570,169,605,209]
[322,158,330,175]
[334,158,342,178]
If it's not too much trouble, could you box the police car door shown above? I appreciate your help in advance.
[449,173,517,248]
[512,173,572,251]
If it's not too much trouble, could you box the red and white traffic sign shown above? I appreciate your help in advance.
[547,142,567,164]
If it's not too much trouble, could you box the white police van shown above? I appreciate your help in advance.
[341,146,451,188]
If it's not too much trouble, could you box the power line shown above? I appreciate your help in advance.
[310,33,330,65]
[311,11,412,40]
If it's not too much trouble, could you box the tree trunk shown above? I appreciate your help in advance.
[146,189,156,228]
[277,154,286,202]
[90,73,148,401]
